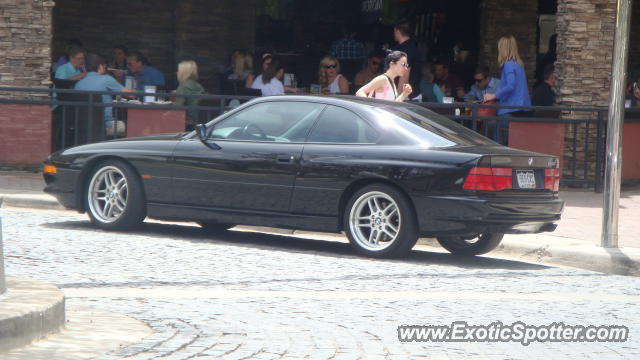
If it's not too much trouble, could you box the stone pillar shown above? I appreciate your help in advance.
[555,0,617,107]
[555,0,617,180]
[0,0,54,90]
[478,0,538,84]
[0,0,54,168]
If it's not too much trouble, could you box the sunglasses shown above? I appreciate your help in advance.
[324,64,337,69]
[397,62,409,69]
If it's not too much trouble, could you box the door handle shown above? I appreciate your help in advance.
[276,155,295,163]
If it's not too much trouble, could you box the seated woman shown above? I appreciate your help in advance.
[318,55,349,94]
[245,53,273,89]
[174,60,205,130]
[251,58,284,96]
[228,50,254,82]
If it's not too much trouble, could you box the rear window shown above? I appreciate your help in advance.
[372,104,496,148]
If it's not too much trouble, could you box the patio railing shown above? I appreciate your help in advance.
[2,86,637,192]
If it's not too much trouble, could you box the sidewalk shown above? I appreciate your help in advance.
[1,170,639,276]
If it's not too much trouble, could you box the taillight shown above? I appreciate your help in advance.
[544,168,560,192]
[463,167,513,191]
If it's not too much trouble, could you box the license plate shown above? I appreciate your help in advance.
[516,170,536,189]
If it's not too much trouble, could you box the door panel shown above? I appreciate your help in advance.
[172,139,302,212]
[170,100,325,213]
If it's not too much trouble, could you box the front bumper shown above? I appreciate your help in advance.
[43,166,82,210]
[411,194,564,236]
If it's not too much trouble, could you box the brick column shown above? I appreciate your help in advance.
[0,0,54,168]
[478,0,538,84]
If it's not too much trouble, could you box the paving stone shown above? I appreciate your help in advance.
[1,208,639,359]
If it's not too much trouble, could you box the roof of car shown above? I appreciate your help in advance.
[250,95,421,112]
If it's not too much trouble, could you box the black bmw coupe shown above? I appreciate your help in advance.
[43,96,564,258]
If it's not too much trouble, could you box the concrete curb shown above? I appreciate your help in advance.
[3,305,152,360]
[0,194,64,211]
[418,237,640,276]
[0,277,66,353]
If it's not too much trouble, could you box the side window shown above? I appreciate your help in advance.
[308,105,378,144]
[210,101,325,142]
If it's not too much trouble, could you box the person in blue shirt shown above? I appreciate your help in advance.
[74,53,134,128]
[419,63,444,103]
[126,51,165,90]
[484,35,531,145]
[465,65,501,102]
[55,47,87,81]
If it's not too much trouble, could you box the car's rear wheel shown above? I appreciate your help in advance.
[344,184,418,258]
[436,233,504,256]
[86,160,145,230]
[198,222,234,233]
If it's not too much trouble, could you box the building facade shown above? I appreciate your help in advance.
[0,0,638,171]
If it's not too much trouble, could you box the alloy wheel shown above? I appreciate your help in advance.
[348,191,401,251]
[88,166,128,223]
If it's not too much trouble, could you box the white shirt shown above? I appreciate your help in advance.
[251,75,284,96]
[328,74,343,94]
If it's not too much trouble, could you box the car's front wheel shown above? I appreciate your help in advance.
[86,160,146,230]
[436,233,504,256]
[344,184,418,258]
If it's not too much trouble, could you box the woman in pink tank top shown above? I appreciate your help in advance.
[355,50,412,102]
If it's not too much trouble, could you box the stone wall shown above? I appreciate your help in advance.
[478,0,538,84]
[555,0,617,107]
[555,0,617,181]
[0,0,54,90]
[52,0,256,91]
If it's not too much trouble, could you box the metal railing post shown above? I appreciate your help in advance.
[87,93,94,143]
[595,110,605,193]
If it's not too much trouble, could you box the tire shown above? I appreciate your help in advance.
[436,233,504,256]
[198,222,234,233]
[85,160,146,230]
[344,184,419,258]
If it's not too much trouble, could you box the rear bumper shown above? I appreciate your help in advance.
[411,194,564,236]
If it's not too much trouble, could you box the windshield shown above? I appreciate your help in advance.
[371,104,496,148]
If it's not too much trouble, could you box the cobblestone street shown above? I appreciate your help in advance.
[2,207,639,359]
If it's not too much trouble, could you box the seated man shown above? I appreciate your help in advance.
[55,46,87,81]
[465,65,501,102]
[74,53,134,131]
[434,61,464,100]
[531,64,557,106]
[126,51,165,90]
[354,51,384,87]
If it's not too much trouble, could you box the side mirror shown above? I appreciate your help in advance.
[194,124,221,150]
[195,123,207,140]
